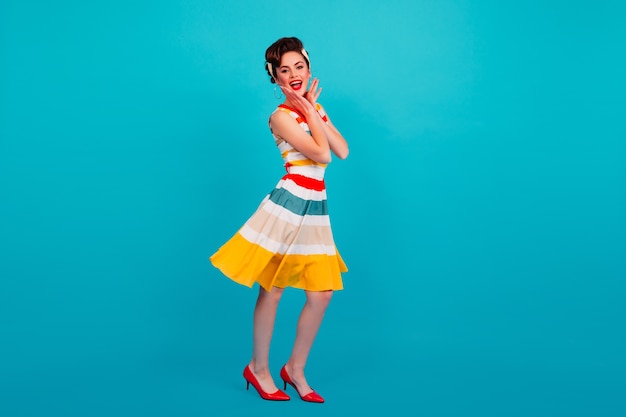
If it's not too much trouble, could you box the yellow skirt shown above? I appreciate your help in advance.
[210,232,347,292]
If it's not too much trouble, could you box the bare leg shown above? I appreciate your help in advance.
[248,286,284,393]
[284,290,333,395]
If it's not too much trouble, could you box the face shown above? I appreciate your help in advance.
[275,51,310,95]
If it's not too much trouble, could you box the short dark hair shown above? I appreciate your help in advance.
[265,37,310,84]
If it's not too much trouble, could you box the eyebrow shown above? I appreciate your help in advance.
[279,61,305,69]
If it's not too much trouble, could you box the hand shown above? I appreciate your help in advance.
[304,78,322,107]
[280,84,315,116]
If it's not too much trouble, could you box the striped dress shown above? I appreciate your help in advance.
[210,103,347,292]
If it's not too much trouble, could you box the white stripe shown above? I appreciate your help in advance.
[284,152,309,162]
[240,224,336,255]
[286,164,326,178]
[277,141,293,153]
[286,243,336,255]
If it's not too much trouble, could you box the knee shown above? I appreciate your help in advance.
[307,290,333,307]
[259,286,285,305]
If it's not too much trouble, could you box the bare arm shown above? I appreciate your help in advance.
[317,104,349,160]
[306,78,349,159]
[270,85,331,164]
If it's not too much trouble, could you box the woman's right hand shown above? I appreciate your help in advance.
[280,84,316,117]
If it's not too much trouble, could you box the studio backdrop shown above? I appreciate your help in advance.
[1,1,624,416]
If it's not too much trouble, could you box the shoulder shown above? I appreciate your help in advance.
[270,107,293,124]
[269,107,298,133]
[271,105,305,125]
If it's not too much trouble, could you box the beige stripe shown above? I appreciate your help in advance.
[245,208,335,247]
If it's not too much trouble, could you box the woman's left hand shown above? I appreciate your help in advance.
[305,78,322,107]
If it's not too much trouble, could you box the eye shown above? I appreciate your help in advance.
[297,65,304,70]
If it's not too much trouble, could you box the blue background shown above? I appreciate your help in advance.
[1,1,625,416]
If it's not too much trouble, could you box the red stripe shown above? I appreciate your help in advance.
[279,103,328,123]
[282,174,325,191]
[278,104,305,120]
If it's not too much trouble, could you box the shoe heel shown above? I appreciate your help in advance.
[279,364,324,403]
[243,365,290,401]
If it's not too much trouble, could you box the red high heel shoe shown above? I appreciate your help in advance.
[243,365,290,401]
[280,365,325,403]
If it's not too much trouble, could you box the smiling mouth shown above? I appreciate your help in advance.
[289,81,303,90]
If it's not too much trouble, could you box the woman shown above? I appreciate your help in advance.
[210,37,349,403]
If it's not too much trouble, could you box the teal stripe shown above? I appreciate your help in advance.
[268,188,328,216]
